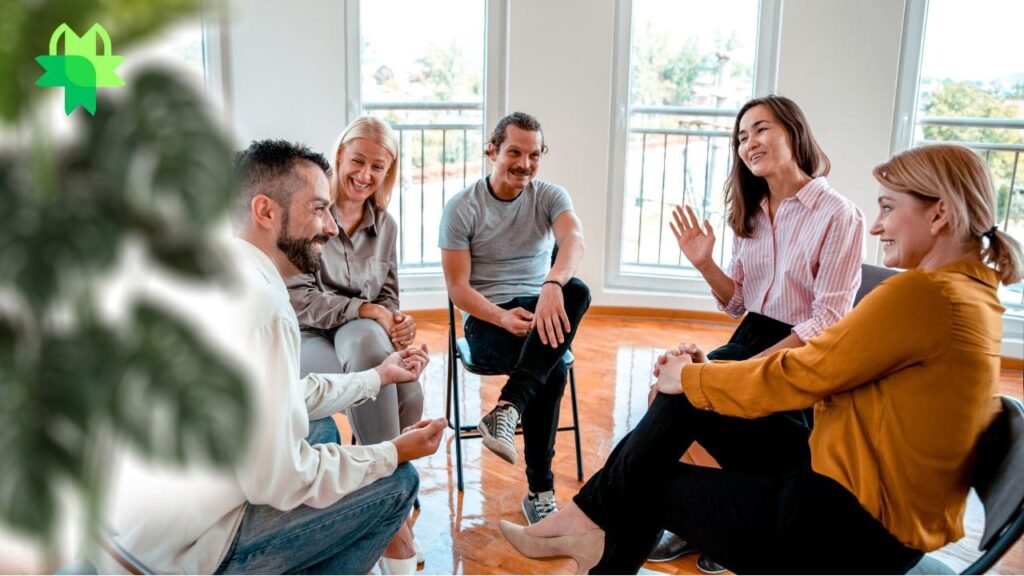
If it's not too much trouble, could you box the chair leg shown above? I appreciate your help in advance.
[445,346,454,425]
[451,354,465,492]
[569,366,584,481]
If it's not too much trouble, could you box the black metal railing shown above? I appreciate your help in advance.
[364,102,485,270]
[621,106,736,274]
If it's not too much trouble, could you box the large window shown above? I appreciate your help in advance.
[352,0,492,273]
[899,0,1024,313]
[606,0,778,290]
[120,19,207,91]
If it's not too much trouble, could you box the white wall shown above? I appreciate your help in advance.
[226,0,348,154]
[776,0,906,263]
[506,0,617,304]
[226,0,905,302]
[222,0,1022,357]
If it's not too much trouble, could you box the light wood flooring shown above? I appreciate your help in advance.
[341,313,1024,575]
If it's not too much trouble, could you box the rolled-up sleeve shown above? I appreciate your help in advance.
[716,235,746,318]
[792,207,865,342]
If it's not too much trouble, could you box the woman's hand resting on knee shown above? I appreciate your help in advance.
[388,311,417,348]
[650,343,707,397]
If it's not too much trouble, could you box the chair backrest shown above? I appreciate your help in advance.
[962,395,1024,574]
[854,263,898,307]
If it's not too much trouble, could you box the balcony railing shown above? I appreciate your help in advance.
[618,109,1024,312]
[364,103,1022,312]
[620,106,736,277]
[364,102,485,271]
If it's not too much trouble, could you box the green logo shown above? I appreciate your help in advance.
[36,23,125,115]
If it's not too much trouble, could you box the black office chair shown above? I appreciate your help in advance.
[907,395,1024,574]
[445,299,584,491]
[855,263,899,306]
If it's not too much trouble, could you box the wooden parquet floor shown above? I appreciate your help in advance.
[342,312,1024,575]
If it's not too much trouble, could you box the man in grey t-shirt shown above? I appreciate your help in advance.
[439,112,590,524]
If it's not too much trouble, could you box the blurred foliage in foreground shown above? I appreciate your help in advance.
[0,0,249,552]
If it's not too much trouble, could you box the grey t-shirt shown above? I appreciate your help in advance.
[439,177,574,304]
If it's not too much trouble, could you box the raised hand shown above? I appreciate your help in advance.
[669,204,716,269]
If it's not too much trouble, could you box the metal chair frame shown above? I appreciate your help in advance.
[445,299,584,491]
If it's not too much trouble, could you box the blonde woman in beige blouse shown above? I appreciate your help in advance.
[286,116,424,573]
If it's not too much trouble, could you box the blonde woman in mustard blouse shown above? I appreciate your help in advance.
[499,144,1024,574]
[286,117,424,574]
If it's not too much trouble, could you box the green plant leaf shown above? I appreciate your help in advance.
[113,302,250,465]
[1,1,249,549]
[83,68,238,281]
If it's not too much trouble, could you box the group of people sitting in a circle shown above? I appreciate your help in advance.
[102,96,1022,575]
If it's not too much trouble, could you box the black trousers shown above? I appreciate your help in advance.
[709,311,794,361]
[464,277,591,492]
[709,312,813,428]
[572,392,922,574]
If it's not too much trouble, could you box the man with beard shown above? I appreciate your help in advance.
[98,140,446,574]
[440,113,590,524]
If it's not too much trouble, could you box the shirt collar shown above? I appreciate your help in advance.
[231,238,288,294]
[332,203,379,236]
[795,176,828,208]
[936,259,1001,289]
[484,175,527,202]
[759,176,829,212]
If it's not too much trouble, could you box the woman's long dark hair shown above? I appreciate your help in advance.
[725,95,830,237]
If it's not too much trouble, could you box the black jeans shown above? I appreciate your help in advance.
[572,393,922,574]
[464,277,591,493]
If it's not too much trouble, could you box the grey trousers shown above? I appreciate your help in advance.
[299,319,424,444]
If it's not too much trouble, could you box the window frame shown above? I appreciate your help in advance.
[602,0,782,296]
[889,0,1023,354]
[341,0,507,293]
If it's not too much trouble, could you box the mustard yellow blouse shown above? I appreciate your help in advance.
[682,259,1004,552]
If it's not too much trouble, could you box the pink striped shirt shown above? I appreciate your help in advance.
[718,177,865,342]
